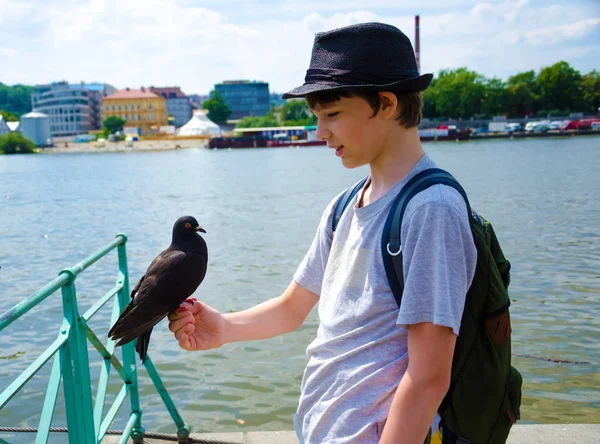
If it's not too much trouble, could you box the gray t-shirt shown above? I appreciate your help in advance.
[293,154,477,443]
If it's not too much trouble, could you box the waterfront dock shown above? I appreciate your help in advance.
[102,424,600,443]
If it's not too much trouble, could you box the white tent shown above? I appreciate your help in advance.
[177,110,221,136]
[7,121,20,132]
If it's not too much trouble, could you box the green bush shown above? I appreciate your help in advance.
[0,132,37,154]
[547,109,565,117]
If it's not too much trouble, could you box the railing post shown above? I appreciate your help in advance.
[60,269,96,444]
[116,235,145,443]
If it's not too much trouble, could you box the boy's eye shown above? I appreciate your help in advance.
[326,112,339,118]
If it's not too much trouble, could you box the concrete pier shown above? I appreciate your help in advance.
[103,424,599,443]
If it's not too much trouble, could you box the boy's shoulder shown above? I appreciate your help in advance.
[402,182,470,228]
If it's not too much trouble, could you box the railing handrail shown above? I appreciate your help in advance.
[0,234,127,332]
[0,234,190,444]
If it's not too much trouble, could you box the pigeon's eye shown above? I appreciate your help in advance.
[184,223,191,229]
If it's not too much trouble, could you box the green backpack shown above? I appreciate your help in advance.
[333,168,523,444]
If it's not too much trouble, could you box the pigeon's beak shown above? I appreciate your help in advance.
[195,225,206,233]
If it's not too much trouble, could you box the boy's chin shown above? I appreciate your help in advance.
[341,158,366,169]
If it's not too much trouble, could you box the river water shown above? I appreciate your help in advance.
[1,136,599,441]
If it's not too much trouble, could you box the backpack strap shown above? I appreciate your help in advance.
[382,168,471,308]
[332,176,369,232]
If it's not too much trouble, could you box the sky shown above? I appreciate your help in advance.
[1,0,599,95]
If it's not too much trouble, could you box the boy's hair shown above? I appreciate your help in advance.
[305,90,423,128]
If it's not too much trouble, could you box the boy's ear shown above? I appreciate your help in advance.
[378,92,399,120]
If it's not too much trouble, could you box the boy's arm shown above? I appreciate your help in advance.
[379,322,456,444]
[168,280,319,350]
[223,280,319,343]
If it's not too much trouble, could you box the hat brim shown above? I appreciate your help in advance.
[282,73,433,99]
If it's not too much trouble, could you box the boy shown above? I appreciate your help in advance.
[168,22,476,444]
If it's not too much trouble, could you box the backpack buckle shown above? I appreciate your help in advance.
[386,242,402,257]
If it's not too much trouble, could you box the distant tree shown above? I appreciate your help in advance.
[103,116,126,134]
[236,117,262,128]
[202,91,232,125]
[507,70,537,89]
[0,83,34,116]
[236,111,279,128]
[281,100,309,120]
[0,132,37,154]
[0,110,19,121]
[261,110,280,127]
[536,61,583,112]
[581,70,600,114]
[481,78,509,116]
[279,99,316,126]
[433,68,486,118]
[507,82,537,117]
[422,80,438,118]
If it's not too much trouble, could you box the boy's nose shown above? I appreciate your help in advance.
[315,122,331,141]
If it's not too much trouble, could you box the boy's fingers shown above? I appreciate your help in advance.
[168,306,189,319]
[174,323,194,341]
[180,332,192,350]
[168,312,193,331]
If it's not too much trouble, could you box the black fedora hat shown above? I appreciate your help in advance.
[282,22,432,99]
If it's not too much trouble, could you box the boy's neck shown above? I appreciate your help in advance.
[361,127,424,206]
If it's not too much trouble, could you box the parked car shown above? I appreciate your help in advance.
[472,126,489,135]
[525,121,550,133]
[564,119,599,130]
[563,120,579,130]
[506,123,522,133]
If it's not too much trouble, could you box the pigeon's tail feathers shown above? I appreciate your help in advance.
[135,329,153,363]
[114,333,139,347]
[109,313,164,345]
[108,300,164,340]
[108,301,136,339]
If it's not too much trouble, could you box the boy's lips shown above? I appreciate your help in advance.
[331,145,344,157]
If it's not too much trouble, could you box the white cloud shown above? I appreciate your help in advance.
[524,18,600,45]
[0,46,17,57]
[0,0,598,94]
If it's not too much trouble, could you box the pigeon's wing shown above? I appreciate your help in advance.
[108,249,207,344]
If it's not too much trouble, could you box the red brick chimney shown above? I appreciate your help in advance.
[415,15,421,72]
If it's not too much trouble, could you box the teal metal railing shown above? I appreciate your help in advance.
[0,234,191,444]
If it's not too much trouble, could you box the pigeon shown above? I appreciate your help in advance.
[108,215,208,362]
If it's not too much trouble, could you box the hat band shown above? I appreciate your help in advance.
[304,68,420,86]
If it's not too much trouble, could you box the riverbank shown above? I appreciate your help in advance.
[102,424,600,443]
[470,129,600,141]
[40,139,208,154]
[37,130,599,153]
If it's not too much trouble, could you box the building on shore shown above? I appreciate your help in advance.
[148,86,193,128]
[20,112,51,146]
[102,88,168,135]
[0,116,10,135]
[188,94,209,109]
[31,81,115,137]
[73,82,117,130]
[214,80,270,119]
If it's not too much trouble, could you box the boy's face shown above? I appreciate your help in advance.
[311,95,390,169]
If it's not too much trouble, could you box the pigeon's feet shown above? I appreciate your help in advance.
[175,298,197,313]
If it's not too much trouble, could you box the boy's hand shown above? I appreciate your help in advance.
[168,300,225,351]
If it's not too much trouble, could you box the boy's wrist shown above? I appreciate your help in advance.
[220,313,236,345]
